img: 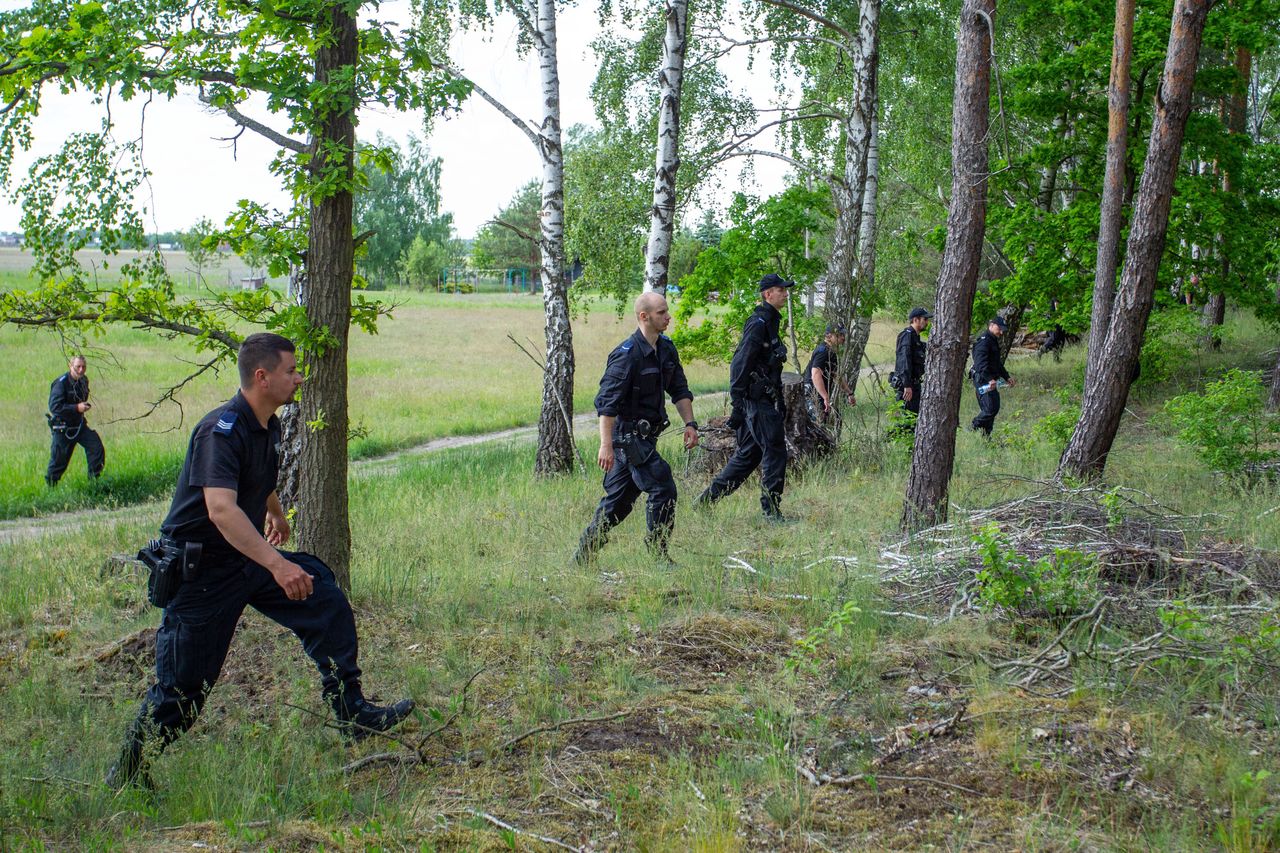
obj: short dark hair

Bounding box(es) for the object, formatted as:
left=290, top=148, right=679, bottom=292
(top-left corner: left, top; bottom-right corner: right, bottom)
left=238, top=333, right=295, bottom=387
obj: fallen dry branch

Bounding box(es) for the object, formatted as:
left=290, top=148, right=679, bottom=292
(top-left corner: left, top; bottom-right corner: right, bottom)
left=468, top=809, right=581, bottom=852
left=482, top=709, right=635, bottom=764
left=796, top=764, right=985, bottom=798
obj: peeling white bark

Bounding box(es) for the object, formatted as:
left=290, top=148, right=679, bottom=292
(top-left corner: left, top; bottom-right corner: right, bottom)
left=644, top=0, right=688, bottom=295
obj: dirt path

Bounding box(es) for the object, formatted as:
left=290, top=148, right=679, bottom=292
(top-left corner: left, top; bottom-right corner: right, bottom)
left=0, top=391, right=736, bottom=545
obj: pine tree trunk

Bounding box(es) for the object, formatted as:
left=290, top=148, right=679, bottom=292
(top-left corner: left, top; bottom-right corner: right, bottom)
left=1058, top=0, right=1209, bottom=480
left=533, top=0, right=576, bottom=476
left=294, top=1, right=357, bottom=588
left=1085, top=0, right=1135, bottom=389
left=901, top=0, right=995, bottom=530
left=644, top=0, right=688, bottom=296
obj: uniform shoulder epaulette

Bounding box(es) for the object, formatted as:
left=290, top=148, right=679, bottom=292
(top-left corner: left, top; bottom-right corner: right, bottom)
left=213, top=408, right=239, bottom=436
left=619, top=340, right=633, bottom=350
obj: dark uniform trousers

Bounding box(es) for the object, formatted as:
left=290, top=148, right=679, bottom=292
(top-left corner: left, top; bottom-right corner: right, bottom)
left=588, top=434, right=678, bottom=551
left=46, top=426, right=105, bottom=485
left=703, top=399, right=787, bottom=515
left=972, top=386, right=1001, bottom=435
left=130, top=550, right=360, bottom=745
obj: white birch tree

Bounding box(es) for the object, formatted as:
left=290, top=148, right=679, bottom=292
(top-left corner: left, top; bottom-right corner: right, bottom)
left=644, top=0, right=690, bottom=295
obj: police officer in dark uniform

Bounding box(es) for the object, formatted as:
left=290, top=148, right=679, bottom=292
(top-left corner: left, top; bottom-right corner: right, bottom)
left=574, top=292, right=700, bottom=565
left=971, top=316, right=1015, bottom=436
left=805, top=323, right=855, bottom=425
left=696, top=272, right=793, bottom=521
left=893, top=307, right=931, bottom=427
left=107, top=333, right=413, bottom=789
left=45, top=354, right=106, bottom=486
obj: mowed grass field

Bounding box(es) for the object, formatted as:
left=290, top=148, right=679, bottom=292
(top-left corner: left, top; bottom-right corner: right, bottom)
left=0, top=245, right=899, bottom=519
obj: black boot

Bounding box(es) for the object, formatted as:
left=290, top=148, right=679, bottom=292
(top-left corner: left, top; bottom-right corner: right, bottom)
left=105, top=722, right=156, bottom=791
left=331, top=692, right=416, bottom=742
left=573, top=513, right=612, bottom=566
left=761, top=492, right=796, bottom=524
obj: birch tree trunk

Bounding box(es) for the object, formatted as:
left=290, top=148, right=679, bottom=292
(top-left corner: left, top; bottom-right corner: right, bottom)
left=1085, top=0, right=1135, bottom=389
left=1058, top=0, right=1210, bottom=480
left=532, top=0, right=576, bottom=475
left=295, top=1, right=357, bottom=588
left=644, top=0, right=688, bottom=295
left=823, top=0, right=879, bottom=337
left=901, top=0, right=995, bottom=530
left=841, top=108, right=879, bottom=391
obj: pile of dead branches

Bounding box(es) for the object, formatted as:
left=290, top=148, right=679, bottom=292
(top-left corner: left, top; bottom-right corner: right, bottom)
left=877, top=485, right=1280, bottom=704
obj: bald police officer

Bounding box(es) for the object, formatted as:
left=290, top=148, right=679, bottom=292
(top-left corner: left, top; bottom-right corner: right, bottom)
left=45, top=355, right=106, bottom=486
left=574, top=292, right=699, bottom=565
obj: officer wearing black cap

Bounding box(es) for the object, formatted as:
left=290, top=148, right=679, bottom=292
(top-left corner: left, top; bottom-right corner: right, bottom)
left=805, top=323, right=855, bottom=425
left=45, top=354, right=106, bottom=486
left=893, top=308, right=932, bottom=426
left=107, top=332, right=414, bottom=789
left=696, top=272, right=793, bottom=521
left=971, top=316, right=1015, bottom=436
left=574, top=292, right=699, bottom=566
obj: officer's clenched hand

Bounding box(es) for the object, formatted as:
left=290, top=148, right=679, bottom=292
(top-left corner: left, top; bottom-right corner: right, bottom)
left=269, top=558, right=313, bottom=600
left=726, top=407, right=745, bottom=429
left=598, top=442, right=615, bottom=472
left=683, top=425, right=699, bottom=450
left=902, top=387, right=913, bottom=402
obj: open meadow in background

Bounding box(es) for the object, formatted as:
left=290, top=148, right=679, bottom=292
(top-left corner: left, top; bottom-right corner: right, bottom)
left=0, top=248, right=898, bottom=521
left=3, top=248, right=1280, bottom=848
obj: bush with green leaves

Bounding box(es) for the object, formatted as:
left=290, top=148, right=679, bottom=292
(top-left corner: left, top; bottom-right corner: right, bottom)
left=1164, top=369, right=1280, bottom=474
left=972, top=523, right=1098, bottom=619
left=1031, top=388, right=1081, bottom=449
left=1138, top=306, right=1199, bottom=388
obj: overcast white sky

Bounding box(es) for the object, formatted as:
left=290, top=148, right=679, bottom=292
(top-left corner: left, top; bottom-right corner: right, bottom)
left=0, top=2, right=791, bottom=239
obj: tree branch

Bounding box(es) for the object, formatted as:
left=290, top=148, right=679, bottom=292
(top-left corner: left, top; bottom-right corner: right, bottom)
left=433, top=61, right=540, bottom=147
left=5, top=312, right=239, bottom=349
left=715, top=147, right=837, bottom=188
left=199, top=90, right=307, bottom=153
left=489, top=217, right=538, bottom=245
left=758, top=0, right=856, bottom=43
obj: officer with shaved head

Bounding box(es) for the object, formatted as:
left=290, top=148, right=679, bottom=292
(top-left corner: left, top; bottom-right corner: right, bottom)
left=574, top=291, right=699, bottom=566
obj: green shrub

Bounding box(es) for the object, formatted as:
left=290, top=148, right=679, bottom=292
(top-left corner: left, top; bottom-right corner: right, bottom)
left=1031, top=389, right=1080, bottom=449
left=972, top=523, right=1098, bottom=619
left=1138, top=307, right=1199, bottom=387
left=1164, top=369, right=1280, bottom=474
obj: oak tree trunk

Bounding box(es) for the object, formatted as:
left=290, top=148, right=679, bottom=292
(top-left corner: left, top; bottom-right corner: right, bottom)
left=1085, top=0, right=1135, bottom=388
left=295, top=1, right=358, bottom=588
left=644, top=0, right=688, bottom=296
left=1058, top=0, right=1210, bottom=480
left=901, top=0, right=995, bottom=530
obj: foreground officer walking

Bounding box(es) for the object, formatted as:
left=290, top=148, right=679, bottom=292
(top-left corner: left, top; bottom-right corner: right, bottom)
left=108, top=333, right=413, bottom=789
left=697, top=273, right=793, bottom=521
left=574, top=292, right=699, bottom=565
left=45, top=355, right=106, bottom=486
left=971, top=316, right=1015, bottom=436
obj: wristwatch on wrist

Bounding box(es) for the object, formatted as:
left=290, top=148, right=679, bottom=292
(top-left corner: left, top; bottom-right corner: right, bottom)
left=685, top=420, right=699, bottom=430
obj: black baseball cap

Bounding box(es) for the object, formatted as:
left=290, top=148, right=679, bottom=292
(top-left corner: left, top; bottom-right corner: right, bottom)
left=991, top=316, right=1008, bottom=329
left=825, top=323, right=847, bottom=335
left=758, top=273, right=795, bottom=291
left=908, top=307, right=933, bottom=321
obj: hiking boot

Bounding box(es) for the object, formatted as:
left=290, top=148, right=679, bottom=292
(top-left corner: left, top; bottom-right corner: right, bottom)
left=333, top=696, right=416, bottom=742
left=573, top=513, right=612, bottom=566
left=763, top=511, right=798, bottom=525
left=105, top=730, right=155, bottom=791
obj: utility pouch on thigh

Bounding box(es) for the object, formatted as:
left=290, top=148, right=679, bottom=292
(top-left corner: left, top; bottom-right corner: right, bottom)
left=138, top=538, right=184, bottom=608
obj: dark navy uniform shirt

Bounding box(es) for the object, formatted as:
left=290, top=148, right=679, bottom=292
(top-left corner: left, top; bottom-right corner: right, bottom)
left=594, top=329, right=693, bottom=425
left=971, top=330, right=1011, bottom=387
left=161, top=390, right=281, bottom=557
left=895, top=326, right=927, bottom=387
left=729, top=303, right=786, bottom=407
left=805, top=343, right=838, bottom=387
left=48, top=373, right=90, bottom=428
